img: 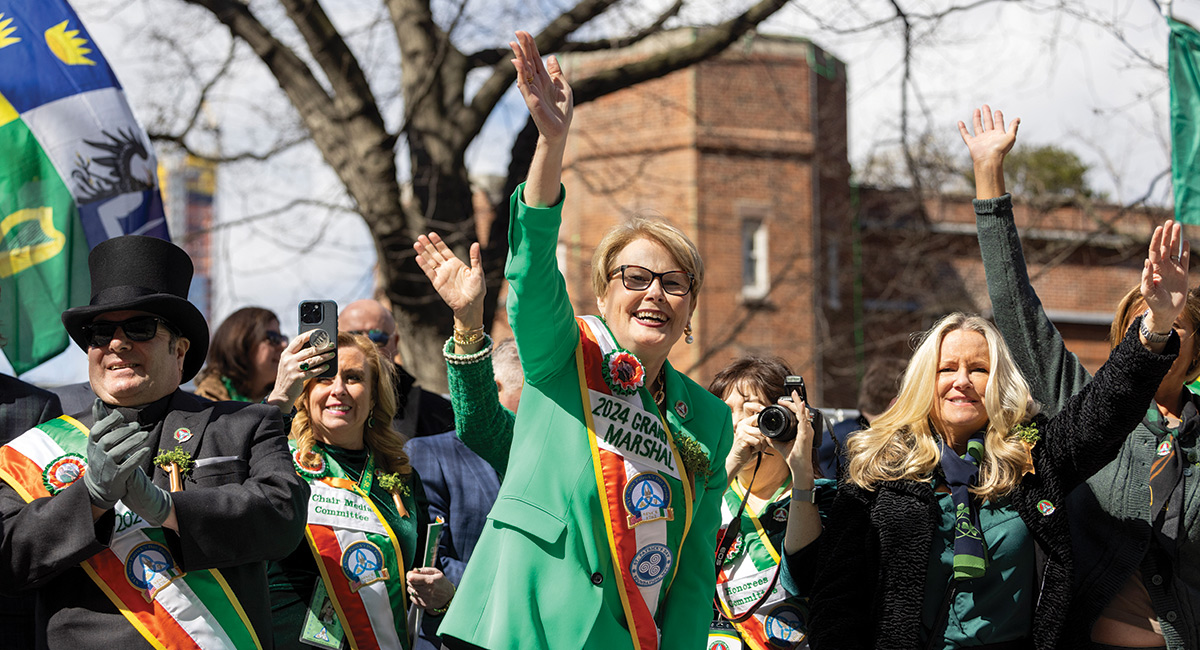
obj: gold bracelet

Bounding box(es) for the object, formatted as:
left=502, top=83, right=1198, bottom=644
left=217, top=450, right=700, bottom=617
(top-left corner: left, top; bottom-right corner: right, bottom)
left=453, top=326, right=485, bottom=347
left=426, top=584, right=455, bottom=616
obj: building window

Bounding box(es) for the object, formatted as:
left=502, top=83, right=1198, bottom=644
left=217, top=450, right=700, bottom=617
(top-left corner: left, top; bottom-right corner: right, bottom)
left=742, top=218, right=769, bottom=300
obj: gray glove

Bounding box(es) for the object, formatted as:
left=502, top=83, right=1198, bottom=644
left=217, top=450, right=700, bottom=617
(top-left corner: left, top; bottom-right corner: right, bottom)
left=123, top=468, right=173, bottom=527
left=84, top=400, right=152, bottom=510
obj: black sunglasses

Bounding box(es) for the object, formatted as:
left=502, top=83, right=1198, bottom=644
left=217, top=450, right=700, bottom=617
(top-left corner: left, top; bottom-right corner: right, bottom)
left=82, top=316, right=178, bottom=348
left=609, top=265, right=694, bottom=296
left=264, top=330, right=288, bottom=346
left=348, top=329, right=390, bottom=346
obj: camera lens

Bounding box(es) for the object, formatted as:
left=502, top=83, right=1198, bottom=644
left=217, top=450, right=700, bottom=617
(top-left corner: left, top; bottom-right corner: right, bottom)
left=300, top=303, right=322, bottom=324
left=759, top=405, right=797, bottom=441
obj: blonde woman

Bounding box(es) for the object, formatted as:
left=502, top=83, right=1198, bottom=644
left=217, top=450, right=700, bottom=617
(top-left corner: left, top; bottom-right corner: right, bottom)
left=809, top=221, right=1188, bottom=650
left=268, top=333, right=454, bottom=649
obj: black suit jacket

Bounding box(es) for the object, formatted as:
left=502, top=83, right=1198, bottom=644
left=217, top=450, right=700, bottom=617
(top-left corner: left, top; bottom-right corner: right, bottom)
left=0, top=375, right=62, bottom=649
left=0, top=375, right=61, bottom=445
left=0, top=389, right=309, bottom=649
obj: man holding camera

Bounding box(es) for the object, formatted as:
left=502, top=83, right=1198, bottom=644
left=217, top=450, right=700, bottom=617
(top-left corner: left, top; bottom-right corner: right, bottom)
left=0, top=236, right=308, bottom=648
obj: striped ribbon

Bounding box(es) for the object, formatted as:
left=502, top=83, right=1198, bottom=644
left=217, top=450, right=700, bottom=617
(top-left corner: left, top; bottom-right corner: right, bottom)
left=714, top=481, right=808, bottom=650
left=0, top=416, right=261, bottom=650
left=293, top=443, right=410, bottom=650
left=576, top=315, right=693, bottom=650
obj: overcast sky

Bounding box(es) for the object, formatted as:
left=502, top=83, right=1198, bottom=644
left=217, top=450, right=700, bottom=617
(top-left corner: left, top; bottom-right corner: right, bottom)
left=8, top=0, right=1195, bottom=386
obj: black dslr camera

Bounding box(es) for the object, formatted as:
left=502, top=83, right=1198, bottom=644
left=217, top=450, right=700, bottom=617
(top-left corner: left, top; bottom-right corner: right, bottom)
left=759, top=375, right=823, bottom=444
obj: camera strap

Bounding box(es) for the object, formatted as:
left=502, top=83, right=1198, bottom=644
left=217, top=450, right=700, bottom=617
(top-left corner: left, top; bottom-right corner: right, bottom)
left=712, top=454, right=783, bottom=624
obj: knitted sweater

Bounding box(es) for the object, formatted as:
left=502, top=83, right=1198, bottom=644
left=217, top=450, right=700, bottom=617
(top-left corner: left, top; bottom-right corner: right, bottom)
left=976, top=194, right=1200, bottom=649
left=808, top=322, right=1178, bottom=650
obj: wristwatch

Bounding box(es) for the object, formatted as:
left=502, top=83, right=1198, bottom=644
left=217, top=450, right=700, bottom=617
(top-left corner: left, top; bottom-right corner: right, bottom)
left=793, top=488, right=818, bottom=504
left=1140, top=312, right=1172, bottom=344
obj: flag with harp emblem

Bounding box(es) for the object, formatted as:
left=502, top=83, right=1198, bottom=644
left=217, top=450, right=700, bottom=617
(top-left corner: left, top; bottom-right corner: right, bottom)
left=0, top=0, right=167, bottom=373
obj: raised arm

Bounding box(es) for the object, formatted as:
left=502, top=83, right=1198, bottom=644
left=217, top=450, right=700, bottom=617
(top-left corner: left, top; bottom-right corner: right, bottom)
left=1038, top=222, right=1189, bottom=488
left=511, top=30, right=572, bottom=208
left=960, top=105, right=1091, bottom=412
left=414, top=233, right=514, bottom=472
left=504, top=30, right=581, bottom=383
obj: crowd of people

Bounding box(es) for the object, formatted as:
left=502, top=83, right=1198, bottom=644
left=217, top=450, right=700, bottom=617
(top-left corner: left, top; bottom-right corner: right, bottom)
left=0, top=32, right=1196, bottom=650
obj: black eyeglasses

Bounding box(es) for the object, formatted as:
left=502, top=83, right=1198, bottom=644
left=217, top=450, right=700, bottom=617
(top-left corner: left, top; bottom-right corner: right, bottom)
left=609, top=265, right=694, bottom=296
left=348, top=329, right=390, bottom=346
left=82, top=316, right=178, bottom=348
left=264, top=330, right=288, bottom=346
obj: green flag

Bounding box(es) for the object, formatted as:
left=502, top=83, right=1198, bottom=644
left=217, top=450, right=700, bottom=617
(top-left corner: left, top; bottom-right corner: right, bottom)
left=0, top=2, right=170, bottom=374
left=1170, top=17, right=1200, bottom=225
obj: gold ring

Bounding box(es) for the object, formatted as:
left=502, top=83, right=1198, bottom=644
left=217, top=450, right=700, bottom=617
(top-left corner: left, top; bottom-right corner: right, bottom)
left=525, top=76, right=533, bottom=84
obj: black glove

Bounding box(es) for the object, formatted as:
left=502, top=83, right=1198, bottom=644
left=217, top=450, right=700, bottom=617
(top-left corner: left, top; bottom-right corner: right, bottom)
left=84, top=400, right=151, bottom=510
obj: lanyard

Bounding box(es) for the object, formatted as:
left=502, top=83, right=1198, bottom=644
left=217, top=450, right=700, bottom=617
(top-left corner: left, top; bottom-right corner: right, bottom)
left=358, top=451, right=376, bottom=495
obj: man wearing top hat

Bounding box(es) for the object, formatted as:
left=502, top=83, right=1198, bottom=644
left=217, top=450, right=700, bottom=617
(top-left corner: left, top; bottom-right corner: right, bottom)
left=0, top=236, right=309, bottom=648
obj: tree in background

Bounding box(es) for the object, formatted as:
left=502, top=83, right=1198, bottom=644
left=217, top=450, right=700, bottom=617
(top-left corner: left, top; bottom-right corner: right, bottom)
left=136, top=0, right=789, bottom=387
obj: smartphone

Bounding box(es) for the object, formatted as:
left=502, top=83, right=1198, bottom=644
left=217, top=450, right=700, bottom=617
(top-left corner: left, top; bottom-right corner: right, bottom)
left=298, top=300, right=338, bottom=379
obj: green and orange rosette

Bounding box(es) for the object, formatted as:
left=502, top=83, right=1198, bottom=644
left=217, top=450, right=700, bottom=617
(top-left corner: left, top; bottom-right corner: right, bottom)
left=603, top=350, right=645, bottom=396
left=292, top=447, right=328, bottom=480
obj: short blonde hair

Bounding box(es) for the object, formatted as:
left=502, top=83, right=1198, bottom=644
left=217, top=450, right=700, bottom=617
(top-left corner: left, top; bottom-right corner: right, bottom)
left=846, top=313, right=1037, bottom=501
left=1109, top=282, right=1200, bottom=383
left=591, top=216, right=704, bottom=309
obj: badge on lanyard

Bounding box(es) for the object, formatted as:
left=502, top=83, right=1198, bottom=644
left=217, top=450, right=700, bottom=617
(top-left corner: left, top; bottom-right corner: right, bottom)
left=624, top=472, right=674, bottom=527
left=299, top=579, right=346, bottom=649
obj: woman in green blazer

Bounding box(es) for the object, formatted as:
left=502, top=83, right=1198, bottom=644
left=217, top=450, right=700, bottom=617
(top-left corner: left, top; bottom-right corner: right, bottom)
left=412, top=30, right=733, bottom=650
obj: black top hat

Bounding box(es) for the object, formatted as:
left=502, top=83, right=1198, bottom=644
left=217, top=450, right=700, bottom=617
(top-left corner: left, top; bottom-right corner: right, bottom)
left=61, top=236, right=209, bottom=382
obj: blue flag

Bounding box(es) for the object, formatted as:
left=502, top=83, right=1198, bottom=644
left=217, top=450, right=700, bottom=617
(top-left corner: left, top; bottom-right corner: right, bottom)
left=0, top=0, right=168, bottom=373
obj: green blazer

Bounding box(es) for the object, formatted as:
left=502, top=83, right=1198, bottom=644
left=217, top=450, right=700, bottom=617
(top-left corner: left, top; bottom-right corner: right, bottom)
left=437, top=186, right=733, bottom=649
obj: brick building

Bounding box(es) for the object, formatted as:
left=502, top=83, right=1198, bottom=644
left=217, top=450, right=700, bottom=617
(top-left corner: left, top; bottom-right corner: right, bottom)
left=511, top=30, right=1170, bottom=407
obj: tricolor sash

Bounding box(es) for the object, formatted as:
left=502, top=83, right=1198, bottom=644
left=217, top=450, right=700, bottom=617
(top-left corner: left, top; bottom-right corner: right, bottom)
left=291, top=442, right=411, bottom=650
left=576, top=315, right=694, bottom=650
left=714, top=482, right=809, bottom=650
left=0, top=416, right=262, bottom=649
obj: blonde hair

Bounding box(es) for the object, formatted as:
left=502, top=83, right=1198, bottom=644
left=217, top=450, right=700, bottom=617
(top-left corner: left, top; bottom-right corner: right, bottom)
left=591, top=215, right=704, bottom=309
left=1109, top=282, right=1200, bottom=383
left=291, top=332, right=411, bottom=475
left=846, top=313, right=1037, bottom=501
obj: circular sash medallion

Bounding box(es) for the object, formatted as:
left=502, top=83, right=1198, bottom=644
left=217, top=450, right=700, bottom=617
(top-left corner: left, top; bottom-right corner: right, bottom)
left=42, top=453, right=86, bottom=495
left=624, top=472, right=673, bottom=527
left=763, top=601, right=808, bottom=648
left=630, top=543, right=673, bottom=587
left=125, top=541, right=180, bottom=596
left=341, top=540, right=390, bottom=592
left=293, top=448, right=328, bottom=480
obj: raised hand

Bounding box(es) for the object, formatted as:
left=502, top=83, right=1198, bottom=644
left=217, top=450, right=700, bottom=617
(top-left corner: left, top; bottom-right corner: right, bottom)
left=958, top=104, right=1020, bottom=200
left=267, top=330, right=335, bottom=412
left=958, top=105, right=1020, bottom=164
left=413, top=232, right=485, bottom=329
left=85, top=400, right=152, bottom=510
left=511, top=30, right=573, bottom=144
left=1141, top=220, right=1191, bottom=340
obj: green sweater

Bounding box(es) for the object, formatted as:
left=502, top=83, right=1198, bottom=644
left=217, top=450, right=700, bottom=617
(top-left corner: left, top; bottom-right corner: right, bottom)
left=975, top=193, right=1200, bottom=648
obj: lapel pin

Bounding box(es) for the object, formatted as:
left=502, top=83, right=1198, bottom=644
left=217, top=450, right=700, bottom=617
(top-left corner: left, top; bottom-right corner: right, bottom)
left=173, top=427, right=193, bottom=443
left=674, top=401, right=688, bottom=418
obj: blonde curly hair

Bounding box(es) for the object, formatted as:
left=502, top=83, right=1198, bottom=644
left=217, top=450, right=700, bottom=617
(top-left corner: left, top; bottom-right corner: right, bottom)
left=846, top=313, right=1038, bottom=501
left=290, top=332, right=411, bottom=476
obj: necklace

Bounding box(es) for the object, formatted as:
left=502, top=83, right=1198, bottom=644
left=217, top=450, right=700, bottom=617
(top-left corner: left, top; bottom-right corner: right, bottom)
left=652, top=369, right=665, bottom=407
